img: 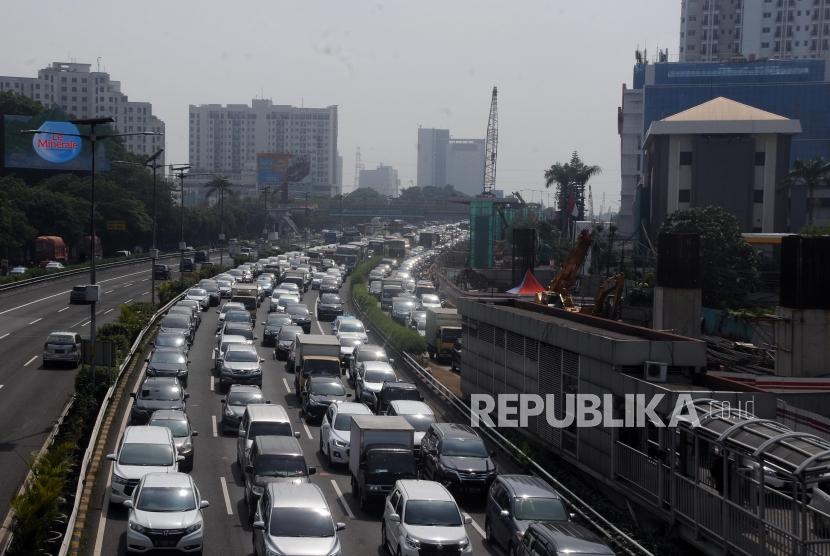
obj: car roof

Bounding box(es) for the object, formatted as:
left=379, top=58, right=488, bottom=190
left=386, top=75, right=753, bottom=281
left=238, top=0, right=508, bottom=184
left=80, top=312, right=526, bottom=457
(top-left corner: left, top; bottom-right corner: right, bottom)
left=398, top=480, right=454, bottom=502
left=220, top=335, right=249, bottom=344
left=246, top=403, right=290, bottom=422
left=389, top=400, right=433, bottom=415
left=362, top=361, right=395, bottom=372
left=225, top=344, right=257, bottom=353
left=334, top=402, right=373, bottom=415
left=382, top=381, right=416, bottom=391
left=529, top=522, right=614, bottom=554
left=124, top=425, right=173, bottom=444
left=308, top=375, right=344, bottom=384
left=254, top=434, right=303, bottom=455
left=496, top=474, right=562, bottom=499
left=356, top=344, right=385, bottom=353
left=149, top=409, right=188, bottom=421
left=47, top=331, right=76, bottom=337
left=141, top=471, right=193, bottom=489
left=228, top=384, right=263, bottom=394
left=266, top=483, right=327, bottom=509
left=152, top=347, right=185, bottom=355
left=431, top=422, right=480, bottom=439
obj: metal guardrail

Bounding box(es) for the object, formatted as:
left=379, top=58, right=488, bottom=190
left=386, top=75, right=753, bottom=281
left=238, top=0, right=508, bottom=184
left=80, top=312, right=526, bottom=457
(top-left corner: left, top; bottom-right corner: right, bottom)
left=350, top=288, right=653, bottom=556
left=0, top=249, right=224, bottom=294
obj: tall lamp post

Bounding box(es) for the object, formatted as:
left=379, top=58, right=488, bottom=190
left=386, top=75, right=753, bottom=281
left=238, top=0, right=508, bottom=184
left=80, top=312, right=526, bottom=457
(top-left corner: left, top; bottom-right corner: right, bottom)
left=22, top=119, right=159, bottom=385
left=170, top=165, right=191, bottom=271
left=112, top=148, right=164, bottom=306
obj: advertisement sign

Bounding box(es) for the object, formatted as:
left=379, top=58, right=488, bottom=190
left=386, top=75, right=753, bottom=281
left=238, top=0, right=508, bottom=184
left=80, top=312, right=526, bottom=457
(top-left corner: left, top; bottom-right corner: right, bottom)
left=3, top=113, right=110, bottom=172
left=256, top=152, right=311, bottom=186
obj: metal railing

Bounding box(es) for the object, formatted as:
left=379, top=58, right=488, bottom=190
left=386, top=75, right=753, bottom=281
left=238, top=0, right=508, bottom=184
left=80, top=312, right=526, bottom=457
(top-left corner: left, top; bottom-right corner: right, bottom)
left=350, top=288, right=653, bottom=556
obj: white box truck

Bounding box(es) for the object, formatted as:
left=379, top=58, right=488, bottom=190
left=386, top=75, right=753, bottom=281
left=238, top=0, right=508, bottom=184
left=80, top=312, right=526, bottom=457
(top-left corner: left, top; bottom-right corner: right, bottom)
left=425, top=307, right=462, bottom=361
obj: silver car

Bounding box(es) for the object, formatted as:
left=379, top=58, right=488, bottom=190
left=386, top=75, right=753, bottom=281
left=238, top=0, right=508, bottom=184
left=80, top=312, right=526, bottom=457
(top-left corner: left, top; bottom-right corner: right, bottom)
left=124, top=472, right=208, bottom=554
left=185, top=288, right=209, bottom=311
left=148, top=409, right=198, bottom=472
left=218, top=345, right=264, bottom=391
left=42, top=331, right=82, bottom=368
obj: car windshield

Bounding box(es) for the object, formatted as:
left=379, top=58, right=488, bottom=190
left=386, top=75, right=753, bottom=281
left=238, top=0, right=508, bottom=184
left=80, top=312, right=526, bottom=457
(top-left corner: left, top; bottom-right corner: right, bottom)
left=188, top=288, right=206, bottom=296
left=139, top=385, right=182, bottom=401
left=310, top=381, right=346, bottom=396
left=268, top=508, right=334, bottom=538
left=364, top=369, right=395, bottom=383
left=404, top=500, right=462, bottom=527
left=226, top=328, right=254, bottom=340
left=320, top=294, right=340, bottom=304
left=225, top=311, right=250, bottom=322
left=279, top=327, right=302, bottom=340
left=393, top=302, right=415, bottom=312
left=217, top=280, right=232, bottom=288
left=441, top=437, right=489, bottom=458
left=254, top=455, right=307, bottom=477
left=279, top=296, right=299, bottom=306
left=512, top=497, right=569, bottom=521
left=161, top=317, right=188, bottom=328
left=441, top=328, right=462, bottom=342
left=137, top=486, right=196, bottom=512
left=156, top=335, right=185, bottom=348
left=421, top=295, right=440, bottom=304
left=338, top=321, right=364, bottom=333
left=248, top=422, right=292, bottom=439
left=287, top=306, right=309, bottom=316
left=151, top=351, right=185, bottom=364
left=149, top=419, right=189, bottom=437
left=224, top=350, right=259, bottom=362
left=222, top=304, right=245, bottom=314
left=46, top=334, right=74, bottom=345
left=119, top=443, right=174, bottom=466
left=358, top=350, right=387, bottom=363
left=333, top=413, right=357, bottom=431
left=401, top=414, right=435, bottom=432
left=266, top=315, right=292, bottom=326
left=227, top=391, right=264, bottom=406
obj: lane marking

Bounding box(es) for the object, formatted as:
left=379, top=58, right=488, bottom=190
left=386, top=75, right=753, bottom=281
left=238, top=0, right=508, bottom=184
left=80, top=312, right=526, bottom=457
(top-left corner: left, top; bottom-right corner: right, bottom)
left=141, top=278, right=149, bottom=282
left=282, top=377, right=291, bottom=393
left=210, top=376, right=214, bottom=392
left=302, top=421, right=313, bottom=440
left=103, top=308, right=114, bottom=315
left=314, top=298, right=323, bottom=334
left=211, top=415, right=218, bottom=437
left=470, top=517, right=486, bottom=538
left=80, top=320, right=91, bottom=327
left=219, top=477, right=234, bottom=515
left=124, top=298, right=134, bottom=304
left=70, top=316, right=88, bottom=327
left=23, top=355, right=38, bottom=367
left=0, top=333, right=9, bottom=340
left=330, top=480, right=355, bottom=519
left=57, top=307, right=69, bottom=313
left=105, top=289, right=114, bottom=294
left=0, top=385, right=5, bottom=391
left=28, top=318, right=42, bottom=325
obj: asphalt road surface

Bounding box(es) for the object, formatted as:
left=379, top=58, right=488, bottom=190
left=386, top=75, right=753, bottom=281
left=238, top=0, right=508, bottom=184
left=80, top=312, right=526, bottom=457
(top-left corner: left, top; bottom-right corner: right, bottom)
left=86, top=281, right=503, bottom=556
left=0, top=255, right=221, bottom=527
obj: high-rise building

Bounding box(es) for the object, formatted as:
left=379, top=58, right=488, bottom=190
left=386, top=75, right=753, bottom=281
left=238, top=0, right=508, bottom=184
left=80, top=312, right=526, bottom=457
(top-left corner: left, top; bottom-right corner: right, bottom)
left=417, top=127, right=485, bottom=195
left=680, top=0, right=830, bottom=62
left=359, top=163, right=400, bottom=197
left=189, top=99, right=338, bottom=198
left=0, top=62, right=165, bottom=164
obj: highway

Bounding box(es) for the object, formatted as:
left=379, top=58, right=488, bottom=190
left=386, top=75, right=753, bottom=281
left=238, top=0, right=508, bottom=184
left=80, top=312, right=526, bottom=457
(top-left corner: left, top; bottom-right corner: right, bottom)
left=86, top=280, right=504, bottom=556
left=0, top=255, right=220, bottom=529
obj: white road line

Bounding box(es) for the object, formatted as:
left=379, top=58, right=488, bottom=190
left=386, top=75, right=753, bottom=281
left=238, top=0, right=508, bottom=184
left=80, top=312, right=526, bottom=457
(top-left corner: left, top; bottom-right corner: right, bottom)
left=302, top=421, right=313, bottom=440
left=103, top=308, right=114, bottom=315
left=212, top=415, right=218, bottom=437
left=141, top=278, right=149, bottom=282
left=28, top=318, right=42, bottom=325
left=23, top=355, right=38, bottom=367
left=124, top=298, right=134, bottom=304
left=282, top=377, right=291, bottom=393
left=210, top=376, right=214, bottom=392
left=57, top=307, right=69, bottom=313
left=80, top=320, right=91, bottom=327
left=330, top=480, right=355, bottom=519
left=470, top=517, right=486, bottom=538
left=70, top=316, right=88, bottom=327
left=314, top=299, right=323, bottom=334
left=219, top=477, right=234, bottom=515
left=105, top=289, right=114, bottom=294
left=0, top=385, right=5, bottom=391
left=0, top=333, right=9, bottom=340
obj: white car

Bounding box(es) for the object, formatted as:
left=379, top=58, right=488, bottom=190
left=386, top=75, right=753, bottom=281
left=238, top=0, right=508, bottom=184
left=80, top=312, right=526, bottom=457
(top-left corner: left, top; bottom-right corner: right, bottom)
left=216, top=302, right=246, bottom=331
left=124, top=472, right=208, bottom=554
left=107, top=426, right=182, bottom=505
left=44, top=261, right=65, bottom=270
left=382, top=480, right=473, bottom=555
left=356, top=361, right=397, bottom=407
left=185, top=288, right=209, bottom=311
left=320, top=402, right=373, bottom=465
left=335, top=318, right=368, bottom=344
left=418, top=294, right=442, bottom=309
left=385, top=400, right=436, bottom=452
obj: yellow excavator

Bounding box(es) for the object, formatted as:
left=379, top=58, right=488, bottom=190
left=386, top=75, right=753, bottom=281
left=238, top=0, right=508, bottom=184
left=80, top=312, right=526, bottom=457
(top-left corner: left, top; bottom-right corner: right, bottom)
left=536, top=230, right=593, bottom=310
left=592, top=273, right=625, bottom=319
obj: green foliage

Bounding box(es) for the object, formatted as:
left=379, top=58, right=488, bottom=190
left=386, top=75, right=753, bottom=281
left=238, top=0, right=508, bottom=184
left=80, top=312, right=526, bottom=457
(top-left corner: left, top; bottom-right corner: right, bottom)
left=783, top=157, right=830, bottom=227
left=543, top=151, right=601, bottom=226
left=659, top=206, right=759, bottom=309
left=800, top=224, right=830, bottom=236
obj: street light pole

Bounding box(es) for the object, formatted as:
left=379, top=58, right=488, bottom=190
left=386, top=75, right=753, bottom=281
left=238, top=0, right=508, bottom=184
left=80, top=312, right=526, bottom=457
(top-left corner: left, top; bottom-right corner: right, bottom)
left=171, top=165, right=191, bottom=271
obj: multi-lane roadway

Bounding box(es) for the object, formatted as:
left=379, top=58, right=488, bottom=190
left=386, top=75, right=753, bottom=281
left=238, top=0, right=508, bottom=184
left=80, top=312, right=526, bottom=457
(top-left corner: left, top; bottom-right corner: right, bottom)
left=86, top=281, right=503, bottom=555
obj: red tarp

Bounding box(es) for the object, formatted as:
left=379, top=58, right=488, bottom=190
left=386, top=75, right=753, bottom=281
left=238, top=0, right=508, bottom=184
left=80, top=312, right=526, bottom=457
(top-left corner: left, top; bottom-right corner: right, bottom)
left=507, top=269, right=546, bottom=295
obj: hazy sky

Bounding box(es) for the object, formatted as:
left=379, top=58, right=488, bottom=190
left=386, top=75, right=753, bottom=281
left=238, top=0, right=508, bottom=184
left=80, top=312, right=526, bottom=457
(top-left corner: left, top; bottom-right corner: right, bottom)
left=3, top=0, right=679, bottom=210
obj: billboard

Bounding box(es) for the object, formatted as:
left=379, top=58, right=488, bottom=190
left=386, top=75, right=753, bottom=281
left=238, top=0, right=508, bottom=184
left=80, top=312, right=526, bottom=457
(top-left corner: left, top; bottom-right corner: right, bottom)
left=3, top=112, right=109, bottom=172
left=256, top=152, right=311, bottom=186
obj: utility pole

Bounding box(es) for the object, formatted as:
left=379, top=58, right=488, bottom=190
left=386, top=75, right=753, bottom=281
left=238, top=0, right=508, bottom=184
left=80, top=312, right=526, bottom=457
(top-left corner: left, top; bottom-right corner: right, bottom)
left=171, top=165, right=191, bottom=271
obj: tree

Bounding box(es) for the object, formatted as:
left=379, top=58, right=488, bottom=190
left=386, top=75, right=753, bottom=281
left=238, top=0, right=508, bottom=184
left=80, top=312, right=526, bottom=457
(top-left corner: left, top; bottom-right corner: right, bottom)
left=659, top=206, right=759, bottom=308
left=0, top=91, right=45, bottom=115
left=344, top=187, right=386, bottom=206
left=543, top=151, right=601, bottom=230
left=783, top=157, right=830, bottom=227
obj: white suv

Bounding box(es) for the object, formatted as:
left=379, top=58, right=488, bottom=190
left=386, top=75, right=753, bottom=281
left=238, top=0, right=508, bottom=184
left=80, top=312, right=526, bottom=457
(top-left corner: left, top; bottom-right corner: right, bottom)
left=382, top=480, right=473, bottom=555
left=319, top=401, right=373, bottom=465
left=107, top=426, right=182, bottom=505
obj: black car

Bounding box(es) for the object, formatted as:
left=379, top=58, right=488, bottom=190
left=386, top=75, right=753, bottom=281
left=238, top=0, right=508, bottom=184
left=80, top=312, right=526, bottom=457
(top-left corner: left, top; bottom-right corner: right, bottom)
left=420, top=423, right=496, bottom=494
left=286, top=303, right=312, bottom=333
left=316, top=293, right=344, bottom=321
left=516, top=522, right=614, bottom=556
left=375, top=381, right=421, bottom=414
left=450, top=337, right=462, bottom=372
left=152, top=332, right=189, bottom=355
left=300, top=376, right=351, bottom=422
left=194, top=250, right=209, bottom=263
left=145, top=348, right=190, bottom=387
left=153, top=264, right=171, bottom=280
left=275, top=325, right=304, bottom=361
left=262, top=314, right=293, bottom=347
left=129, top=377, right=189, bottom=425
left=180, top=257, right=196, bottom=272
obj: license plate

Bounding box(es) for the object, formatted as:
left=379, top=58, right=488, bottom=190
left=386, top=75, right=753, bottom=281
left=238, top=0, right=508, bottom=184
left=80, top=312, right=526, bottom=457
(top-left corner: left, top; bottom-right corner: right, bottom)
left=156, top=539, right=177, bottom=547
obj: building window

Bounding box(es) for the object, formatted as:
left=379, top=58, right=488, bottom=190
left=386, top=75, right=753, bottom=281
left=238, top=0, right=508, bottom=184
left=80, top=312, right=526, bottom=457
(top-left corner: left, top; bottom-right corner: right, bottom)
left=679, top=189, right=691, bottom=203
left=679, top=151, right=693, bottom=165
left=754, top=152, right=766, bottom=165
left=754, top=190, right=764, bottom=203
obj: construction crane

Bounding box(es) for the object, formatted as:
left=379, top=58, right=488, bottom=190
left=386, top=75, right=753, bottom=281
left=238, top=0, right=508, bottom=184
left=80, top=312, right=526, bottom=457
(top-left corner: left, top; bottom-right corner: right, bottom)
left=483, top=86, right=498, bottom=195
left=592, top=273, right=625, bottom=320
left=536, top=229, right=592, bottom=309
left=511, top=191, right=526, bottom=205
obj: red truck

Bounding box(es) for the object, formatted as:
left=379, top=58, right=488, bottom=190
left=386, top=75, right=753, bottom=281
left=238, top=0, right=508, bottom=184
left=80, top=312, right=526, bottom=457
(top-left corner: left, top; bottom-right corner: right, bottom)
left=34, top=236, right=68, bottom=265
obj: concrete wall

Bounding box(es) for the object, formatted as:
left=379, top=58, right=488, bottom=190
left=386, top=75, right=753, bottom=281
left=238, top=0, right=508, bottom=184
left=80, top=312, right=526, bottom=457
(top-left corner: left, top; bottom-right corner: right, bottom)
left=775, top=307, right=830, bottom=377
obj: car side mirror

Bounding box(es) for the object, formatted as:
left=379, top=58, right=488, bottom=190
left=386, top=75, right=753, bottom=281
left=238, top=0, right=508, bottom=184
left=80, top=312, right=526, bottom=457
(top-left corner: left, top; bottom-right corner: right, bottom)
left=388, top=513, right=400, bottom=523
left=144, top=357, right=150, bottom=363
left=220, top=399, right=226, bottom=404
left=177, top=455, right=185, bottom=462
left=192, top=431, right=199, bottom=437
left=184, top=393, right=190, bottom=399
left=238, top=428, right=245, bottom=437
left=500, top=509, right=510, bottom=518
left=106, top=453, right=117, bottom=461
left=200, top=500, right=210, bottom=509
left=122, top=500, right=134, bottom=509
left=388, top=358, right=395, bottom=365
left=129, top=393, right=136, bottom=399
left=187, top=360, right=191, bottom=365
left=216, top=310, right=220, bottom=314
left=569, top=512, right=576, bottom=520
left=252, top=520, right=266, bottom=530
left=259, top=358, right=265, bottom=363
left=335, top=522, right=346, bottom=531
left=308, top=466, right=317, bottom=475
left=245, top=464, right=254, bottom=474
left=294, top=431, right=301, bottom=439
left=346, top=393, right=352, bottom=397
left=463, top=513, right=473, bottom=525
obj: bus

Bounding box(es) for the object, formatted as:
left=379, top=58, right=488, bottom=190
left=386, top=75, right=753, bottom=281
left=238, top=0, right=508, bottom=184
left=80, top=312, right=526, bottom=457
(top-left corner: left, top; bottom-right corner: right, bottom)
left=34, top=236, right=68, bottom=264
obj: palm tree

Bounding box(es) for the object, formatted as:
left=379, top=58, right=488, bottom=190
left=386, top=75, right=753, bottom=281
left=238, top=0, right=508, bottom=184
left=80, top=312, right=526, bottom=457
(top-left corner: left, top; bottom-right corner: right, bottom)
left=783, top=157, right=830, bottom=227
left=544, top=151, right=601, bottom=231
left=204, top=177, right=235, bottom=266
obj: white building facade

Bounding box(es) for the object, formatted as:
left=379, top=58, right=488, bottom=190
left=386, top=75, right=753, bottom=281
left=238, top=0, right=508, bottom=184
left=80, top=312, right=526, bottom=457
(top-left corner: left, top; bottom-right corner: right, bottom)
left=0, top=62, right=165, bottom=164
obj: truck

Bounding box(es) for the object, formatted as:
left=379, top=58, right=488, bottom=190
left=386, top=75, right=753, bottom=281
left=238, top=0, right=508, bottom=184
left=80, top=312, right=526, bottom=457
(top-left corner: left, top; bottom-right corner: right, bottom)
left=425, top=307, right=462, bottom=361
left=349, top=415, right=416, bottom=510
left=282, top=270, right=307, bottom=292
left=384, top=238, right=406, bottom=260
left=289, top=334, right=341, bottom=393
left=231, top=283, right=259, bottom=323
left=34, top=236, right=68, bottom=265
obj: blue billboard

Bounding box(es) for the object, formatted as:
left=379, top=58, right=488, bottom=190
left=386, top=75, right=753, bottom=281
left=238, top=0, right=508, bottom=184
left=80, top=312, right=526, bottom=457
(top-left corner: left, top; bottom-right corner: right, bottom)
left=3, top=113, right=109, bottom=172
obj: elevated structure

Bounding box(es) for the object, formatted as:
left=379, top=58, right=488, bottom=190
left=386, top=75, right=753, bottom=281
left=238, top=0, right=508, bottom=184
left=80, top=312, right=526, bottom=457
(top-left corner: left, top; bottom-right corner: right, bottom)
left=483, top=86, right=498, bottom=195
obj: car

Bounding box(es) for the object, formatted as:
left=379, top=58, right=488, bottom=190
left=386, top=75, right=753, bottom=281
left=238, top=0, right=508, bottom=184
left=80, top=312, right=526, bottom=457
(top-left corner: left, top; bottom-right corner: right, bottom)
left=218, top=344, right=264, bottom=391
left=338, top=335, right=362, bottom=369
left=152, top=332, right=188, bottom=355
left=167, top=306, right=198, bottom=335
left=214, top=334, right=254, bottom=372
left=386, top=400, right=435, bottom=455
left=42, top=331, right=82, bottom=368
left=515, top=522, right=615, bottom=556
left=44, top=261, right=65, bottom=270
left=485, top=474, right=571, bottom=553
left=391, top=298, right=418, bottom=326
left=145, top=348, right=190, bottom=387
left=244, top=435, right=315, bottom=520
left=152, top=264, right=172, bottom=280
left=216, top=302, right=247, bottom=330
left=316, top=293, right=343, bottom=321
left=217, top=278, right=233, bottom=298
left=158, top=315, right=193, bottom=344
left=319, top=278, right=339, bottom=294
left=194, top=249, right=210, bottom=263
left=273, top=293, right=301, bottom=314
left=450, top=337, right=462, bottom=371
left=174, top=300, right=202, bottom=328
left=319, top=401, right=373, bottom=466
left=217, top=321, right=256, bottom=346
left=375, top=382, right=422, bottom=414
left=123, top=472, right=208, bottom=554
left=198, top=279, right=221, bottom=306
left=236, top=404, right=300, bottom=471
left=421, top=423, right=496, bottom=494
left=274, top=325, right=304, bottom=361
left=285, top=303, right=312, bottom=333
left=261, top=313, right=293, bottom=347
left=256, top=276, right=274, bottom=298
left=300, top=376, right=351, bottom=423
left=334, top=318, right=368, bottom=344
left=130, top=377, right=189, bottom=425
left=252, top=483, right=345, bottom=556
left=349, top=344, right=391, bottom=387
left=8, top=266, right=27, bottom=277
left=107, top=426, right=183, bottom=505
left=185, top=288, right=210, bottom=311
left=180, top=257, right=196, bottom=272
left=355, top=360, right=397, bottom=407
left=310, top=272, right=327, bottom=290
left=369, top=280, right=383, bottom=298
left=220, top=385, right=266, bottom=434
left=148, top=410, right=198, bottom=472
left=382, top=480, right=473, bottom=555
